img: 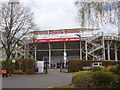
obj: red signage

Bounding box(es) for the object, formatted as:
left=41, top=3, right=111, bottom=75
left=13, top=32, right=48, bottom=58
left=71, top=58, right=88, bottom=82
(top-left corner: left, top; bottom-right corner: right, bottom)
left=33, top=37, right=80, bottom=43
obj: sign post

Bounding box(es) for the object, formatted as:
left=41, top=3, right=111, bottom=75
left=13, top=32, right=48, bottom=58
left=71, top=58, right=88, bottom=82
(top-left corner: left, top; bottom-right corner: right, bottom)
left=64, top=52, right=67, bottom=68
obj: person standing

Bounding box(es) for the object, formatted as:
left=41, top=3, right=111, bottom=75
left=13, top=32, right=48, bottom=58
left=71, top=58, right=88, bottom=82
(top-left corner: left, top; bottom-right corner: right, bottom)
left=2, top=69, right=8, bottom=77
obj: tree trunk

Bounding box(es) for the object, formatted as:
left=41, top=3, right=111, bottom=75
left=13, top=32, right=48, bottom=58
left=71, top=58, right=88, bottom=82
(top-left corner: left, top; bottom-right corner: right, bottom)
left=5, top=53, right=11, bottom=68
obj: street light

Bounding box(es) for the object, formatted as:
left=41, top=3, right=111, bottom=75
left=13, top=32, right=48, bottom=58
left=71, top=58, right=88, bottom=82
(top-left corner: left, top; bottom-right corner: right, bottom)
left=60, top=59, right=62, bottom=72
left=44, top=58, right=49, bottom=74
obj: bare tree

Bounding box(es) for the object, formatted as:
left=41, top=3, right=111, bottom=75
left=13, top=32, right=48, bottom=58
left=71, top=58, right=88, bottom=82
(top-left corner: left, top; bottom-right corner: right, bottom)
left=0, top=1, right=35, bottom=63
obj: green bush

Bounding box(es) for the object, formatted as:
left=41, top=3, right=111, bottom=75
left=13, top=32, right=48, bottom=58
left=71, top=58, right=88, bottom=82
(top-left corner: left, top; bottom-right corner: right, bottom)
left=2, top=59, right=35, bottom=74
left=71, top=63, right=120, bottom=88
left=92, top=64, right=120, bottom=88
left=68, top=60, right=81, bottom=72
left=100, top=64, right=120, bottom=75
left=110, top=64, right=120, bottom=75
left=72, top=71, right=94, bottom=87
left=14, top=59, right=35, bottom=74
left=73, top=71, right=91, bottom=76
left=2, top=60, right=14, bottom=73
left=13, top=70, right=24, bottom=75
left=14, top=60, right=20, bottom=70
left=25, top=60, right=35, bottom=74
left=68, top=60, right=119, bottom=72
left=2, top=60, right=12, bottom=68
left=109, top=75, right=120, bottom=88
left=91, top=66, right=101, bottom=72
left=92, top=71, right=114, bottom=88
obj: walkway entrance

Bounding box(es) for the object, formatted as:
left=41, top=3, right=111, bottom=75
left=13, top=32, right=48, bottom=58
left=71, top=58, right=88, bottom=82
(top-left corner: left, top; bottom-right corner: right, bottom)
left=2, top=69, right=73, bottom=88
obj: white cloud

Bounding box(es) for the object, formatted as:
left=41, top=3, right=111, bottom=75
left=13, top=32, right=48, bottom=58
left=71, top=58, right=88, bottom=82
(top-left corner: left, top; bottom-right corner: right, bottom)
left=0, top=0, right=8, bottom=2
left=20, top=0, right=80, bottom=30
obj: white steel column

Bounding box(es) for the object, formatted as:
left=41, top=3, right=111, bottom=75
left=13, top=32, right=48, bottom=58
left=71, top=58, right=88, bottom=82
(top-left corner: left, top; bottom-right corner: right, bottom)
left=64, top=41, right=67, bottom=67
left=107, top=41, right=110, bottom=60
left=92, top=45, right=95, bottom=60
left=63, top=29, right=67, bottom=67
left=80, top=41, right=82, bottom=60
left=85, top=41, right=88, bottom=60
left=115, top=43, right=118, bottom=61
left=48, top=42, right=51, bottom=68
left=79, top=29, right=82, bottom=60
left=102, top=35, right=105, bottom=60
left=34, top=45, right=37, bottom=61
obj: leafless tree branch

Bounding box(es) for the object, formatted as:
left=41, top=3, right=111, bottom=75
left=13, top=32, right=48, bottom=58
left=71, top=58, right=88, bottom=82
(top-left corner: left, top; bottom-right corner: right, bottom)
left=0, top=2, right=35, bottom=62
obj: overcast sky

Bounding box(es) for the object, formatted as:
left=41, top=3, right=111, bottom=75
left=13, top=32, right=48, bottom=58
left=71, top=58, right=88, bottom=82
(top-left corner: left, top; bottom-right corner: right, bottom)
left=20, top=0, right=80, bottom=30
left=0, top=0, right=80, bottom=30
left=0, top=0, right=119, bottom=34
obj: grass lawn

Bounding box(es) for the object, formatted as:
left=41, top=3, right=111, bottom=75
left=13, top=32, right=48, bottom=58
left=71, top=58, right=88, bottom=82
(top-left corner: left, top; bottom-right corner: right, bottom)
left=51, top=84, right=78, bottom=90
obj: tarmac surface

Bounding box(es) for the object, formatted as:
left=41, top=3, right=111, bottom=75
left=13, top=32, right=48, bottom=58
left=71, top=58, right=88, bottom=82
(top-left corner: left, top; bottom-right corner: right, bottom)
left=2, top=69, right=73, bottom=88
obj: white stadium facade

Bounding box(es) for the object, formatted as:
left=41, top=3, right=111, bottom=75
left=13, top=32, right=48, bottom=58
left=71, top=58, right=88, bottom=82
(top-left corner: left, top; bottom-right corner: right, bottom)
left=28, top=28, right=120, bottom=68
left=0, top=28, right=120, bottom=68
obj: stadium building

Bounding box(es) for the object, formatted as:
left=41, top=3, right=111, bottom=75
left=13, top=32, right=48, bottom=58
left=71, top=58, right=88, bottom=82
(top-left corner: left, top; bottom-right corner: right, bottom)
left=28, top=28, right=120, bottom=68
left=0, top=28, right=120, bottom=68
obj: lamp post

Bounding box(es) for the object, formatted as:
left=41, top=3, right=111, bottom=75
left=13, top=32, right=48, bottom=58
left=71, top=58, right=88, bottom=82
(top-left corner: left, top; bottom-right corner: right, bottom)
left=44, top=58, right=48, bottom=74
left=60, top=59, right=62, bottom=72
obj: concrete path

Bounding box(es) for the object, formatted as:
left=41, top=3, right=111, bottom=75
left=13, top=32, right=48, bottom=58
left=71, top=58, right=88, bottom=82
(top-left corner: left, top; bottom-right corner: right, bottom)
left=2, top=69, right=73, bottom=88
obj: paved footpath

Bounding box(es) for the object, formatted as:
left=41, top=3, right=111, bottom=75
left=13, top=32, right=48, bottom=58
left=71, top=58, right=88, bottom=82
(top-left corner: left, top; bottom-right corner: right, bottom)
left=2, top=69, right=73, bottom=88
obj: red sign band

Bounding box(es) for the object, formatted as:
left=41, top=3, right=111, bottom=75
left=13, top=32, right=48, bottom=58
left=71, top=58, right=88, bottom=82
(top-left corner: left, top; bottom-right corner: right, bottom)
left=33, top=37, right=80, bottom=43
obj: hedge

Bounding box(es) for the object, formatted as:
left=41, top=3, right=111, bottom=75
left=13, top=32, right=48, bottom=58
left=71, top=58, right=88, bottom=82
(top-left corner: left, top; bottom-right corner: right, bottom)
left=72, top=71, right=94, bottom=87
left=68, top=60, right=119, bottom=72
left=2, top=60, right=14, bottom=73
left=14, top=59, right=35, bottom=74
left=92, top=71, right=114, bottom=88
left=2, top=59, right=35, bottom=74
left=13, top=70, right=24, bottom=75
left=72, top=65, right=120, bottom=88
